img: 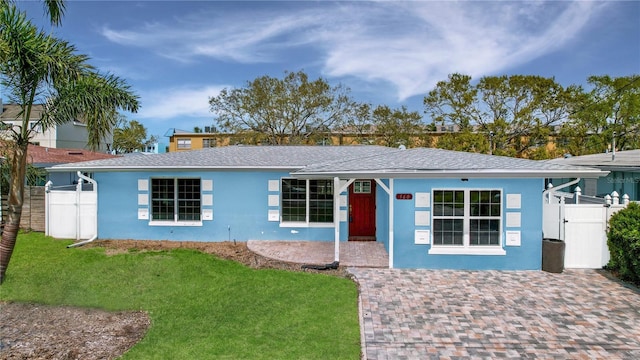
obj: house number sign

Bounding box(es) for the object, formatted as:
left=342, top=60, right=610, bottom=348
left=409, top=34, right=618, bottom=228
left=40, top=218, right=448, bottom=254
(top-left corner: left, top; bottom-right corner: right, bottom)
left=396, top=193, right=413, bottom=200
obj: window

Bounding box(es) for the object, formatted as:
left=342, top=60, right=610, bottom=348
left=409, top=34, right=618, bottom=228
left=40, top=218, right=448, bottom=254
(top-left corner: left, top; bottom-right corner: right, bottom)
left=281, top=178, right=333, bottom=224
left=469, top=190, right=501, bottom=246
left=432, top=189, right=502, bottom=253
left=177, top=139, right=191, bottom=149
left=282, top=179, right=306, bottom=222
left=151, top=178, right=201, bottom=222
left=432, top=190, right=464, bottom=245
left=202, top=138, right=216, bottom=148
left=353, top=180, right=371, bottom=194
left=309, top=180, right=333, bottom=222
left=29, top=121, right=42, bottom=133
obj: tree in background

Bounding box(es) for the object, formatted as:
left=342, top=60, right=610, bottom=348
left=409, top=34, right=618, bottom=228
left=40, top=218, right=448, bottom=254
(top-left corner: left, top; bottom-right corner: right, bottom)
left=341, top=103, right=374, bottom=144
left=371, top=105, right=423, bottom=148
left=558, top=75, right=640, bottom=156
left=209, top=70, right=359, bottom=145
left=424, top=73, right=573, bottom=158
left=113, top=117, right=154, bottom=153
left=0, top=3, right=139, bottom=283
left=423, top=74, right=486, bottom=152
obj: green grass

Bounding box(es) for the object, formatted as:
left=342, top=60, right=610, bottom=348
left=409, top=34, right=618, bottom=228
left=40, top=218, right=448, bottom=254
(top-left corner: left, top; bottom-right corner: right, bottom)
left=0, top=232, right=361, bottom=359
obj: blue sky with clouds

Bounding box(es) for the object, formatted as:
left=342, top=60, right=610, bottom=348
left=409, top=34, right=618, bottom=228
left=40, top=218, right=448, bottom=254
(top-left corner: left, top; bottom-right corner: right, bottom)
left=15, top=1, right=640, bottom=139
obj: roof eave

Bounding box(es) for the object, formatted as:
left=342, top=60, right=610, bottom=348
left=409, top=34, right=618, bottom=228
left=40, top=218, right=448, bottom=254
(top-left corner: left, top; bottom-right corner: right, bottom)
left=46, top=165, right=304, bottom=173
left=292, top=169, right=609, bottom=179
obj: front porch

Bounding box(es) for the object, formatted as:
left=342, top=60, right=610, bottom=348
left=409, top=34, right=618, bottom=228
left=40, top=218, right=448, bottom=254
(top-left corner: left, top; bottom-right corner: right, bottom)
left=247, top=240, right=389, bottom=268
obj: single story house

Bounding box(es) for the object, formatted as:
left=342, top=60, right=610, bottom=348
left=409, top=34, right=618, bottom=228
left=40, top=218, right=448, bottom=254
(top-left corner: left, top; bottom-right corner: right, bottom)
left=546, top=149, right=640, bottom=201
left=48, top=145, right=606, bottom=270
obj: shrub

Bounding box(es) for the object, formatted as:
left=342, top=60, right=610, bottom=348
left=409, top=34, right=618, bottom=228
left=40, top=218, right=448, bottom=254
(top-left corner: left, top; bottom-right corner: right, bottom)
left=607, top=202, right=640, bottom=284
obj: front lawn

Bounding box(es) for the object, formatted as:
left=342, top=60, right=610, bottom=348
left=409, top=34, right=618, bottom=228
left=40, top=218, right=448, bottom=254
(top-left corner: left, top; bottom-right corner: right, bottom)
left=0, top=233, right=361, bottom=359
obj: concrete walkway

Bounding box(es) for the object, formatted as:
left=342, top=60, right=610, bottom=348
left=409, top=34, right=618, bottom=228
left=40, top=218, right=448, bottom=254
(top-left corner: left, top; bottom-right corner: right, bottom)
left=348, top=268, right=640, bottom=359
left=247, top=240, right=389, bottom=267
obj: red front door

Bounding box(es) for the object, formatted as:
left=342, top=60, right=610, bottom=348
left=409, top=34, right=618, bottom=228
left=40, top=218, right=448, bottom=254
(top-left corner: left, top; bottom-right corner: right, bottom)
left=348, top=180, right=376, bottom=241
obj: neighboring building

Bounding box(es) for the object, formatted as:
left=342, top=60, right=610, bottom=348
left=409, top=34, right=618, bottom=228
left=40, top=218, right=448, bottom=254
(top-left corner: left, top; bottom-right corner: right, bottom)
left=48, top=145, right=605, bottom=270
left=28, top=145, right=118, bottom=186
left=164, top=125, right=561, bottom=156
left=0, top=101, right=113, bottom=152
left=143, top=141, right=168, bottom=154
left=546, top=150, right=640, bottom=201
left=165, top=128, right=228, bottom=152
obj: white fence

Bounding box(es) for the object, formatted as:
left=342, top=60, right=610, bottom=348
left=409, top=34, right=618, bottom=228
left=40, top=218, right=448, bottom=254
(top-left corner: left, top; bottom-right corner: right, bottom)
left=45, top=178, right=97, bottom=240
left=543, top=185, right=630, bottom=269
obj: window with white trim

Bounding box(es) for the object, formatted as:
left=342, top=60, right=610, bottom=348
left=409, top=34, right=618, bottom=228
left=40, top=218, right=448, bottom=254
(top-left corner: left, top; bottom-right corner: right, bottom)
left=177, top=139, right=191, bottom=149
left=353, top=180, right=371, bottom=193
left=281, top=178, right=333, bottom=224
left=432, top=189, right=501, bottom=248
left=202, top=138, right=216, bottom=148
left=151, top=178, right=201, bottom=221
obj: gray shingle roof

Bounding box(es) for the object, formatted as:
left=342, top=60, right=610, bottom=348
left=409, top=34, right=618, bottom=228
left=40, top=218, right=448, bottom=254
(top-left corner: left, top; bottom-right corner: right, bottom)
left=48, top=145, right=607, bottom=178
left=48, top=145, right=395, bottom=171
left=546, top=150, right=640, bottom=171
left=294, top=147, right=606, bottom=178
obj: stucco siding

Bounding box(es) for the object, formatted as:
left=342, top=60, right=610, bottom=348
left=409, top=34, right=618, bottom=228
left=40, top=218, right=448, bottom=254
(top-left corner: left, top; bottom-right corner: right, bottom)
left=94, top=170, right=545, bottom=270
left=390, top=178, right=544, bottom=270
left=94, top=170, right=346, bottom=242
left=597, top=171, right=640, bottom=200
left=375, top=179, right=390, bottom=251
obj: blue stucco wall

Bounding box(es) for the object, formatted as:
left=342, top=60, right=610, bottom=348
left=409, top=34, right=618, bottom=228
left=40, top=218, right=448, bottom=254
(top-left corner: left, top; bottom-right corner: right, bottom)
left=94, top=170, right=345, bottom=242
left=550, top=171, right=640, bottom=201
left=93, top=171, right=544, bottom=270
left=597, top=171, right=640, bottom=201
left=389, top=178, right=544, bottom=270
left=375, top=179, right=390, bottom=251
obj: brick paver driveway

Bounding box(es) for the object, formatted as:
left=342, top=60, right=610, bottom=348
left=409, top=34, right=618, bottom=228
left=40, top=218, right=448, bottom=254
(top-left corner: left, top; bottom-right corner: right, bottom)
left=348, top=268, right=640, bottom=359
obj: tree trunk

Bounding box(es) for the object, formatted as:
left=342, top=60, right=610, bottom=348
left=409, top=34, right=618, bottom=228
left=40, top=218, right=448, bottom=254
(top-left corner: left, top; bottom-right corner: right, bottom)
left=0, top=143, right=28, bottom=284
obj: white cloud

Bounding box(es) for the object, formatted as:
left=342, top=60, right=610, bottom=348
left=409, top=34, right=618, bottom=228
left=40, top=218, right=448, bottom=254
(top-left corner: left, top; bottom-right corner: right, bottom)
left=101, top=10, right=322, bottom=64
left=136, top=85, right=226, bottom=121
left=320, top=1, right=604, bottom=100
left=101, top=1, right=604, bottom=101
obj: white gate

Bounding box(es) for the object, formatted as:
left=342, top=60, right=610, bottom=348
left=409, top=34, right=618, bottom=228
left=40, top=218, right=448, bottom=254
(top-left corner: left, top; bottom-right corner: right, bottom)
left=564, top=205, right=609, bottom=268
left=45, top=177, right=97, bottom=240
left=543, top=186, right=629, bottom=269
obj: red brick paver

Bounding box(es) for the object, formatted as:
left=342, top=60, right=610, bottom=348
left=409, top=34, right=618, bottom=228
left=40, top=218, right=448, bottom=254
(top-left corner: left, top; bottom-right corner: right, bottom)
left=349, top=268, right=640, bottom=359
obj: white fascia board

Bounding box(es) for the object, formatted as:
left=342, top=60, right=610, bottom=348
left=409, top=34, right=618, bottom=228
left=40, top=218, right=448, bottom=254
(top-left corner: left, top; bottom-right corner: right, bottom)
left=292, top=169, right=609, bottom=179
left=46, top=165, right=304, bottom=173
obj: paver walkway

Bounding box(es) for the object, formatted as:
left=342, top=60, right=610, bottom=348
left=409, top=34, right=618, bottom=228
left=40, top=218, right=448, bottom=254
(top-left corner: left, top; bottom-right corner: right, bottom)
left=247, top=240, right=388, bottom=267
left=348, top=268, right=640, bottom=359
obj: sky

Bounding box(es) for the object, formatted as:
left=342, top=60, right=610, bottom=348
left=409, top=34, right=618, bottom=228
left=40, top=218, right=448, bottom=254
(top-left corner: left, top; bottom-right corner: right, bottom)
left=13, top=0, right=640, bottom=140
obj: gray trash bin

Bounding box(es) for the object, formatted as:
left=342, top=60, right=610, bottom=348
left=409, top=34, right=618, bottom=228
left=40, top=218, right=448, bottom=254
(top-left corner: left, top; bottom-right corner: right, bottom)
left=542, top=238, right=565, bottom=273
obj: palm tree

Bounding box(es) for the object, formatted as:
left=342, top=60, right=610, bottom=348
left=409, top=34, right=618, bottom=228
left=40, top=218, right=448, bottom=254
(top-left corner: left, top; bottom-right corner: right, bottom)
left=0, top=0, right=65, bottom=27
left=0, top=4, right=139, bottom=283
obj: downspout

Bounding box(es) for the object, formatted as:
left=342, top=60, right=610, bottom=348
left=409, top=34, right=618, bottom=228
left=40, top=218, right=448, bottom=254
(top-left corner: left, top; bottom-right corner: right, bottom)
left=75, top=177, right=82, bottom=241
left=45, top=181, right=52, bottom=236
left=67, top=171, right=98, bottom=248
left=388, top=179, right=394, bottom=269
left=542, top=178, right=580, bottom=242
left=542, top=178, right=581, bottom=204
left=333, top=176, right=340, bottom=263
